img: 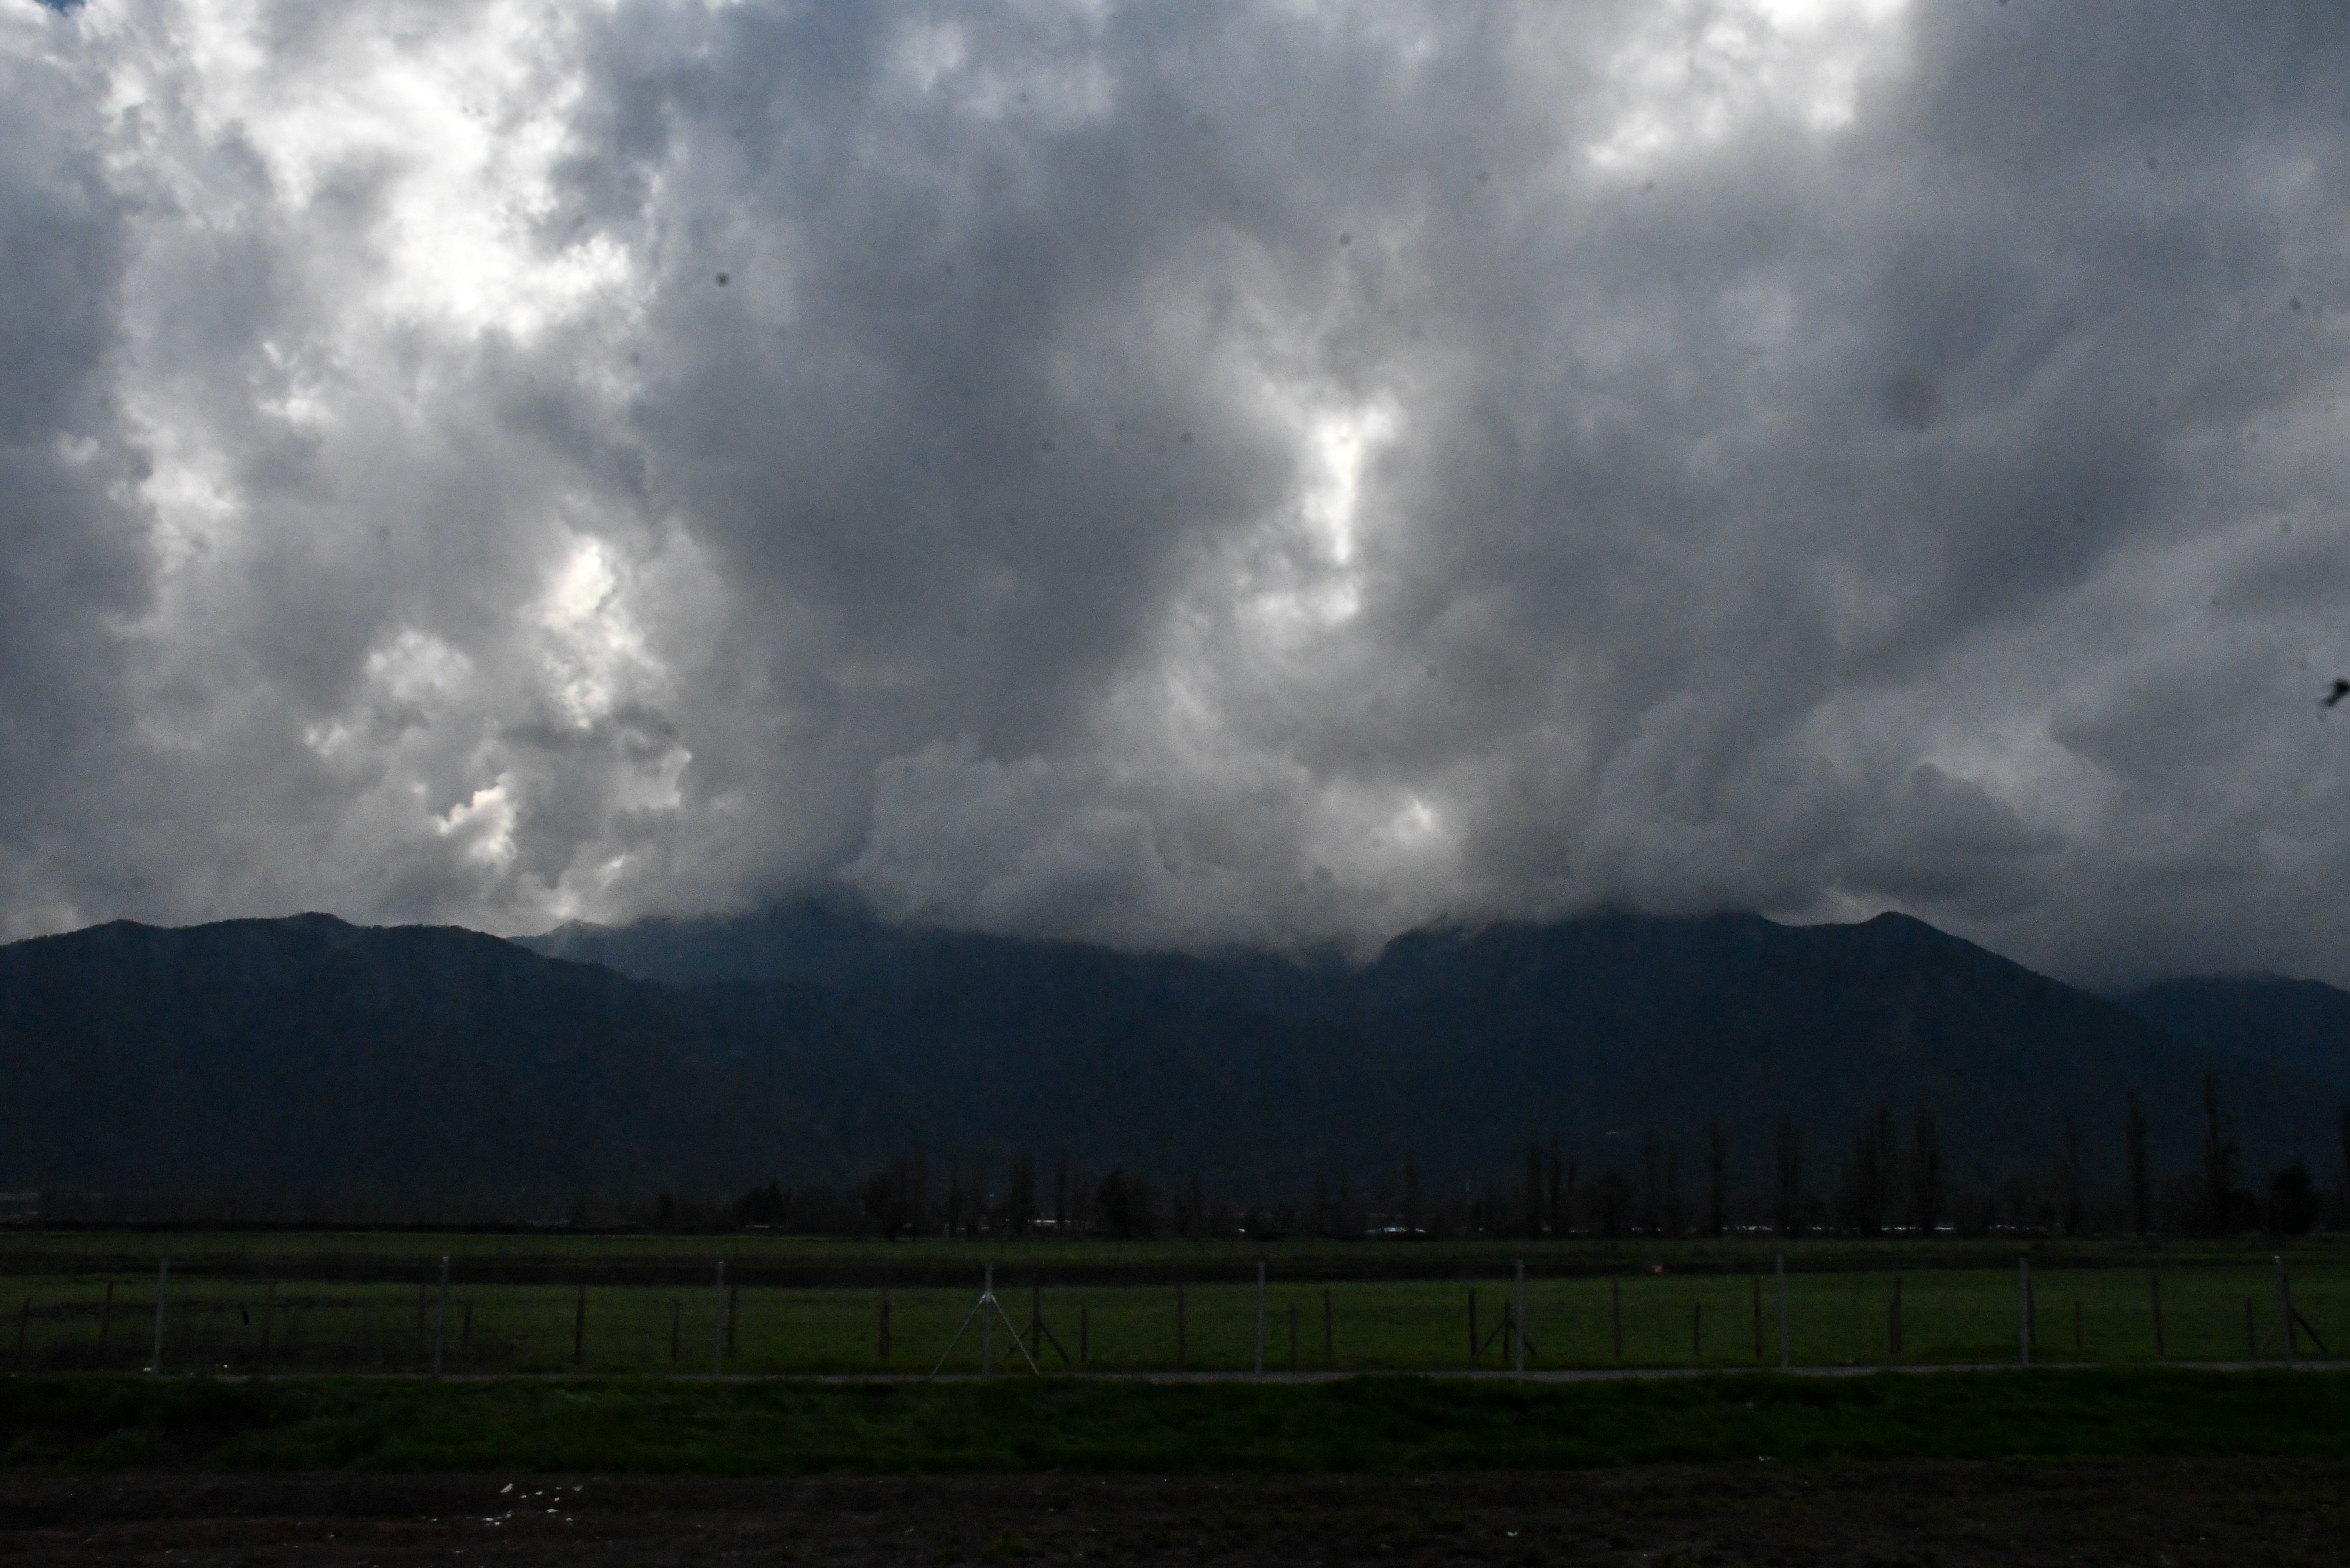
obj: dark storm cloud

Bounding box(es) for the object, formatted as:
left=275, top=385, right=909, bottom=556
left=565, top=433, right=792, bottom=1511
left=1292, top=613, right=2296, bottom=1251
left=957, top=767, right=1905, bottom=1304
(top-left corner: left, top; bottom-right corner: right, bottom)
left=6, top=1, right=2350, bottom=985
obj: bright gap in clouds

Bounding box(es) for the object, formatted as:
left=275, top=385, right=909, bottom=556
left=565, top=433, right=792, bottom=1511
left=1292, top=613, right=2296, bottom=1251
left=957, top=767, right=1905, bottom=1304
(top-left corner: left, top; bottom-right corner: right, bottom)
left=1586, top=0, right=1909, bottom=173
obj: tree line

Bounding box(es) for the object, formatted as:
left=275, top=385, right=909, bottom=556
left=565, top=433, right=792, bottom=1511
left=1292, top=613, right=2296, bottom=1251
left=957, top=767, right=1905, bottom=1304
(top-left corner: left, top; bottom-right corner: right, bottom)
left=657, top=1075, right=2343, bottom=1241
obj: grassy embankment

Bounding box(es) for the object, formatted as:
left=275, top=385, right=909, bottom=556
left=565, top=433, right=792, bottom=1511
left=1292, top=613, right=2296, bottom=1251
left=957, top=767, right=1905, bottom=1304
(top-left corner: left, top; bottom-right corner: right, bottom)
left=3, top=1368, right=2349, bottom=1475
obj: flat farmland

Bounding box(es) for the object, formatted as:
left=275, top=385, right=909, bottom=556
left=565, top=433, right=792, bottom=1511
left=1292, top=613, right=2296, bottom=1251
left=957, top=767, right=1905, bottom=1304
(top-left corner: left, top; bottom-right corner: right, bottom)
left=0, top=1234, right=2343, bottom=1375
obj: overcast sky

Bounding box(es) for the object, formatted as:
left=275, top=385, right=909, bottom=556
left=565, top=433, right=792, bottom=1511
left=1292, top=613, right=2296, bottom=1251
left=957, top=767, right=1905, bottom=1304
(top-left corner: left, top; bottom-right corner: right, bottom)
left=5, top=0, right=2350, bottom=986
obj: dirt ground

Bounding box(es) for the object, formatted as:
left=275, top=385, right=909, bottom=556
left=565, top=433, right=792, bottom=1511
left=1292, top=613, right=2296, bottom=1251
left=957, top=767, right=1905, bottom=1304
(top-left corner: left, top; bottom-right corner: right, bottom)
left=1, top=1459, right=2342, bottom=1567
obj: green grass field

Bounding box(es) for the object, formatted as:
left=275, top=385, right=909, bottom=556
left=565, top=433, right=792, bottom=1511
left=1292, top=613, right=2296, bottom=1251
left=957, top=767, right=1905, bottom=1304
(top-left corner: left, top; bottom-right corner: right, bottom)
left=5, top=1368, right=2349, bottom=1475
left=1, top=1234, right=2342, bottom=1375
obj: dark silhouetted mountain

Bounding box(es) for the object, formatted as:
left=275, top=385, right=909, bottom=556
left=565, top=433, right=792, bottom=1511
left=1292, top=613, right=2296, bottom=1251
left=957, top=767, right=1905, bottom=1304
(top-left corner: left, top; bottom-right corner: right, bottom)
left=3, top=907, right=2341, bottom=1214
left=2119, top=975, right=2350, bottom=1091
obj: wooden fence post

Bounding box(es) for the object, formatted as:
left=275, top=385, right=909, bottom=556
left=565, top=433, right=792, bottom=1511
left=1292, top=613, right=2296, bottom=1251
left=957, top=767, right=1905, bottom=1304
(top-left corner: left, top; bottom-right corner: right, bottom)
left=1515, top=1261, right=1527, bottom=1378
left=2017, top=1259, right=2031, bottom=1367
left=1775, top=1254, right=1788, bottom=1370
left=2276, top=1256, right=2296, bottom=1365
left=433, top=1257, right=449, bottom=1378
left=150, top=1258, right=168, bottom=1377
left=1253, top=1262, right=1266, bottom=1380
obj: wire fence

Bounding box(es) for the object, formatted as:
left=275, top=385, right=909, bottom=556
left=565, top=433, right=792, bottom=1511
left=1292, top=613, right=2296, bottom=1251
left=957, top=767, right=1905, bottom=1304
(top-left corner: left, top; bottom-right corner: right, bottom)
left=3, top=1256, right=2339, bottom=1377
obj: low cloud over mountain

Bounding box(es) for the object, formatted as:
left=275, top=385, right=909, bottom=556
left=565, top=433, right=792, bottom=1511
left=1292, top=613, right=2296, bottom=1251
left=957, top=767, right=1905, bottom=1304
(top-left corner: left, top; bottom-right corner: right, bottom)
left=6, top=4, right=2350, bottom=987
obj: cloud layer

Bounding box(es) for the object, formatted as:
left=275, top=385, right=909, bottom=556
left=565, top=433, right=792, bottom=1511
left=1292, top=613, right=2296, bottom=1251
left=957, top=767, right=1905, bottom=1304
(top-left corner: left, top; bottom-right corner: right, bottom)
left=6, top=0, right=2350, bottom=986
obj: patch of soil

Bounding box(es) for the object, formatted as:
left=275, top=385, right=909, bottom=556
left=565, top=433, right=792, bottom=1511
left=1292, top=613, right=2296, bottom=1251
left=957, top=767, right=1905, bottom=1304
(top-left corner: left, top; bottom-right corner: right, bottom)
left=1, top=1459, right=2341, bottom=1566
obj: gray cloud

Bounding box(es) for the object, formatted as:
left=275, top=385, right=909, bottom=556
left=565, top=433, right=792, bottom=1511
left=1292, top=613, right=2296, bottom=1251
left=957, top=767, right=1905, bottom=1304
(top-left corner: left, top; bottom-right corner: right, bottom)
left=5, top=0, right=2350, bottom=986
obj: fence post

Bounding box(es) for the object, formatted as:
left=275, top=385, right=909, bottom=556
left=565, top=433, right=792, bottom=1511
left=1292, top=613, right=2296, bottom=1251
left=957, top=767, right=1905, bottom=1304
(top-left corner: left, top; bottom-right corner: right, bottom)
left=1515, top=1260, right=1527, bottom=1378
left=433, top=1257, right=449, bottom=1378
left=1775, top=1254, right=1788, bottom=1370
left=150, top=1258, right=168, bottom=1377
left=1254, top=1262, right=1266, bottom=1379
left=2018, top=1259, right=2031, bottom=1367
left=713, top=1261, right=726, bottom=1375
left=2276, top=1256, right=2296, bottom=1366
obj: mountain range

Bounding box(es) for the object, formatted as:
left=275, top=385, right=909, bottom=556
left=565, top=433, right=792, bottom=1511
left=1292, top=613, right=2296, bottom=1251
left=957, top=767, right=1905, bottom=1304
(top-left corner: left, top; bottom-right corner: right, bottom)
left=0, top=903, right=2341, bottom=1218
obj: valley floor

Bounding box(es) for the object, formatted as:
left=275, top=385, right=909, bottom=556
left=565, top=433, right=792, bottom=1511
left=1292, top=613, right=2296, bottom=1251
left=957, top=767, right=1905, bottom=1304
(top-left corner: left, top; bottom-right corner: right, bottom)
left=4, top=1459, right=2344, bottom=1567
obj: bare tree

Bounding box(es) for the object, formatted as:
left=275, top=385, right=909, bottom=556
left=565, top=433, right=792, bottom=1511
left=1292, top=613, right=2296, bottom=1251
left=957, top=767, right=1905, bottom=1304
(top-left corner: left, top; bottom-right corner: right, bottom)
left=1640, top=1130, right=1663, bottom=1235
left=1837, top=1103, right=1894, bottom=1237
left=1007, top=1152, right=1037, bottom=1237
left=1705, top=1118, right=1730, bottom=1237
left=1910, top=1103, right=1944, bottom=1235
left=859, top=1153, right=929, bottom=1242
left=2201, top=1074, right=2240, bottom=1235
left=2338, top=1103, right=2349, bottom=1224
left=1547, top=1133, right=1565, bottom=1236
left=2054, top=1121, right=2083, bottom=1237
left=1774, top=1115, right=1805, bottom=1237
left=1524, top=1140, right=1545, bottom=1238
left=2124, top=1093, right=2151, bottom=1237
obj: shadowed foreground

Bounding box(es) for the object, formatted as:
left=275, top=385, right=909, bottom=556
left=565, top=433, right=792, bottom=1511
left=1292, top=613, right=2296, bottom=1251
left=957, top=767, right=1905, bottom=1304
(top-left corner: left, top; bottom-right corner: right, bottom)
left=5, top=1368, right=2350, bottom=1473
left=4, top=1459, right=2347, bottom=1566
